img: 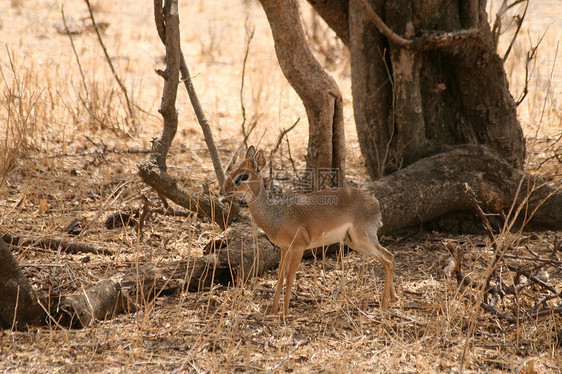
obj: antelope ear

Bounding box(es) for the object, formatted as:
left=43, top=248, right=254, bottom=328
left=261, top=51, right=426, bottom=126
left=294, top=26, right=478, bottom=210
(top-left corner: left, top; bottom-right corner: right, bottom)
left=245, top=145, right=256, bottom=159
left=225, top=152, right=238, bottom=174
left=253, top=150, right=266, bottom=172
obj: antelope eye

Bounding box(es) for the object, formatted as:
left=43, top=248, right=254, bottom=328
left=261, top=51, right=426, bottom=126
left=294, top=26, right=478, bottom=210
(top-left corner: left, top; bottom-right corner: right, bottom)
left=234, top=173, right=250, bottom=186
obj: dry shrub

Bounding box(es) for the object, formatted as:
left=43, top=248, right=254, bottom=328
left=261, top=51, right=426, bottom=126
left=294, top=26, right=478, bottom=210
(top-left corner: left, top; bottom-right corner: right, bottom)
left=0, top=51, right=43, bottom=189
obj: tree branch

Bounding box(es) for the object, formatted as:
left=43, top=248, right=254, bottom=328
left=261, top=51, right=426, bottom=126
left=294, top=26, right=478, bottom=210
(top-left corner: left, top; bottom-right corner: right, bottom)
left=357, top=0, right=413, bottom=47
left=357, top=0, right=489, bottom=55
left=139, top=0, right=235, bottom=229
left=259, top=0, right=345, bottom=189
left=368, top=145, right=562, bottom=234
left=1, top=232, right=115, bottom=256
left=153, top=0, right=225, bottom=185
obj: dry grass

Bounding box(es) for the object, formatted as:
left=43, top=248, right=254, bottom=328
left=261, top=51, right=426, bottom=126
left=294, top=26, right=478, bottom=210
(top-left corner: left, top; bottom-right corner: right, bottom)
left=0, top=0, right=560, bottom=372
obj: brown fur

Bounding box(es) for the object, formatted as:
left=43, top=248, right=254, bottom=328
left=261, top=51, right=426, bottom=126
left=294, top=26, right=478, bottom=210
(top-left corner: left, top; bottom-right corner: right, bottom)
left=221, top=146, right=397, bottom=316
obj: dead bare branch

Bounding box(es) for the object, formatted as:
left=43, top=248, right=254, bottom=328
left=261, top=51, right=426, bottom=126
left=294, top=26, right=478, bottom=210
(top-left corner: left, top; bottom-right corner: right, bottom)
left=268, top=118, right=300, bottom=189
left=240, top=21, right=255, bottom=148
left=358, top=0, right=486, bottom=54
left=139, top=0, right=235, bottom=230
left=516, top=30, right=546, bottom=106
left=61, top=6, right=88, bottom=100
left=153, top=0, right=225, bottom=185
left=502, top=0, right=529, bottom=61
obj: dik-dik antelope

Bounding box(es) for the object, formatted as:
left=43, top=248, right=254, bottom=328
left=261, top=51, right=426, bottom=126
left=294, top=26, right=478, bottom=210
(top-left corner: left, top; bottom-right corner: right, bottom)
left=220, top=146, right=397, bottom=316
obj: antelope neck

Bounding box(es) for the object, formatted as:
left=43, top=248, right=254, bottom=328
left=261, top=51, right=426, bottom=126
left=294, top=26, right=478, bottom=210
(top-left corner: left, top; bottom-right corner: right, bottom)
left=245, top=176, right=282, bottom=237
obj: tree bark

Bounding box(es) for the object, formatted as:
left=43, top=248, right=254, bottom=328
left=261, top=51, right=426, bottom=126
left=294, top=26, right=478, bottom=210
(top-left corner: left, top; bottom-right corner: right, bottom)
left=0, top=240, right=44, bottom=330
left=259, top=0, right=345, bottom=190
left=349, top=0, right=393, bottom=178
left=138, top=0, right=236, bottom=229
left=1, top=221, right=279, bottom=329
left=346, top=1, right=526, bottom=178
left=306, top=0, right=349, bottom=46
left=386, top=0, right=426, bottom=167
left=367, top=145, right=561, bottom=234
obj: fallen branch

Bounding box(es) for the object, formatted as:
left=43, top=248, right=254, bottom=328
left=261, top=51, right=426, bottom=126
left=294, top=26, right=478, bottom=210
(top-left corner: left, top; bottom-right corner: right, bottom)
left=502, top=253, right=562, bottom=266
left=52, top=276, right=131, bottom=329
left=3, top=220, right=280, bottom=329
left=480, top=302, right=516, bottom=324
left=55, top=221, right=277, bottom=328
left=138, top=161, right=233, bottom=230
left=1, top=232, right=115, bottom=256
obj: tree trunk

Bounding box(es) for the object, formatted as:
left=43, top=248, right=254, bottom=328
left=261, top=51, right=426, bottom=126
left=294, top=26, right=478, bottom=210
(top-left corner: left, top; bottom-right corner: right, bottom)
left=313, top=0, right=525, bottom=178
left=0, top=240, right=44, bottom=330
left=299, top=1, right=561, bottom=229
left=0, top=221, right=282, bottom=329
left=348, top=0, right=394, bottom=178
left=259, top=0, right=345, bottom=190
left=138, top=0, right=236, bottom=230
left=367, top=145, right=561, bottom=234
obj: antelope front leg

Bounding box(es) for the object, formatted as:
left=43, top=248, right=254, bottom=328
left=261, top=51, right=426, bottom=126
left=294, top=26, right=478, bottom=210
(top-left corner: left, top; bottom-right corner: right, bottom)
left=270, top=246, right=289, bottom=314
left=282, top=246, right=305, bottom=317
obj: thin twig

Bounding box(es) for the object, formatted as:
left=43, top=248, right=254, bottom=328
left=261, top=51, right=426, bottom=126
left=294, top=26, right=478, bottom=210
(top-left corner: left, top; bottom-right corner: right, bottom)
left=464, top=183, right=504, bottom=292
left=505, top=264, right=559, bottom=295
left=516, top=30, right=546, bottom=106
left=464, top=183, right=497, bottom=247
left=223, top=119, right=260, bottom=175
left=179, top=53, right=226, bottom=186
left=21, top=147, right=149, bottom=160
left=502, top=253, right=562, bottom=266
left=480, top=302, right=516, bottom=323
left=84, top=0, right=137, bottom=133
left=502, top=0, right=528, bottom=61
left=240, top=21, right=255, bottom=148
left=137, top=195, right=152, bottom=241
left=284, top=134, right=298, bottom=175
left=61, top=6, right=89, bottom=100
left=538, top=40, right=559, bottom=126
left=269, top=118, right=300, bottom=189
left=266, top=339, right=305, bottom=374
